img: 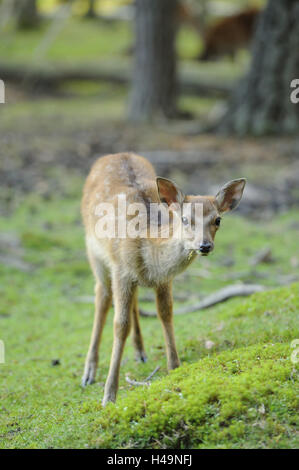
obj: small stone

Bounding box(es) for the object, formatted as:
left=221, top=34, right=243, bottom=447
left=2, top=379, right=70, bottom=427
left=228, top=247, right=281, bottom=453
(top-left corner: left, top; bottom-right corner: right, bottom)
left=205, top=340, right=215, bottom=350
left=51, top=359, right=60, bottom=366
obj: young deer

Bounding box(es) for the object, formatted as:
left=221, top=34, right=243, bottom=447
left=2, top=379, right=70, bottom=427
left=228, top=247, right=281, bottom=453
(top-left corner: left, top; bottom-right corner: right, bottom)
left=81, top=152, right=246, bottom=406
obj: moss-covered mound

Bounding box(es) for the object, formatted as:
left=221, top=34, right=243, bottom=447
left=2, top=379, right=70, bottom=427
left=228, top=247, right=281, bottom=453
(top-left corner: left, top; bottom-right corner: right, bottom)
left=95, top=344, right=298, bottom=449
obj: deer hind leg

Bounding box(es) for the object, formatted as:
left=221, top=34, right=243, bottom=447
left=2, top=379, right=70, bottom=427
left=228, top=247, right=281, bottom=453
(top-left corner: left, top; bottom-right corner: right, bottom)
left=156, top=282, right=180, bottom=371
left=82, top=254, right=112, bottom=386
left=132, top=291, right=147, bottom=363
left=102, top=272, right=136, bottom=406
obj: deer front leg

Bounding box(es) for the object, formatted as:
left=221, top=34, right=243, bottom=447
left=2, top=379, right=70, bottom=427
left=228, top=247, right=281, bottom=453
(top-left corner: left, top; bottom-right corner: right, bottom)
left=82, top=280, right=112, bottom=386
left=155, top=282, right=180, bottom=370
left=102, top=274, right=136, bottom=406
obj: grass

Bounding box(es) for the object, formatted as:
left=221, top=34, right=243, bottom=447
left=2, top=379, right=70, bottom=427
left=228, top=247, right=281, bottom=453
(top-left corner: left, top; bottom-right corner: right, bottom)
left=0, top=13, right=245, bottom=75
left=0, top=190, right=298, bottom=448
left=0, top=8, right=248, bottom=122
left=0, top=17, right=132, bottom=65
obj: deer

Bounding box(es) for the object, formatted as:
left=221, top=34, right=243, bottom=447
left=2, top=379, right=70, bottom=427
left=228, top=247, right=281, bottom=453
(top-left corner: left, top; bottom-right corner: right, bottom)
left=81, top=152, right=246, bottom=406
left=198, top=8, right=260, bottom=61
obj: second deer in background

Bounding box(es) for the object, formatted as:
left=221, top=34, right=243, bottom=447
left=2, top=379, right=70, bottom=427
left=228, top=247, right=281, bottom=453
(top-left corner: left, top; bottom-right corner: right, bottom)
left=198, top=7, right=260, bottom=61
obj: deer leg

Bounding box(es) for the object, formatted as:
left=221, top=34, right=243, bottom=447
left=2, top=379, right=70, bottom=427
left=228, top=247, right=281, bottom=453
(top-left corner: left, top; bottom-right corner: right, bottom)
left=102, top=273, right=136, bottom=406
left=82, top=251, right=112, bottom=386
left=82, top=278, right=112, bottom=386
left=155, top=282, right=180, bottom=370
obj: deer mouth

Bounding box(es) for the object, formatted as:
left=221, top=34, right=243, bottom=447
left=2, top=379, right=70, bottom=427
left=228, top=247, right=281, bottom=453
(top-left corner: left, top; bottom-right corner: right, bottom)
left=194, top=250, right=209, bottom=257
left=188, top=249, right=210, bottom=258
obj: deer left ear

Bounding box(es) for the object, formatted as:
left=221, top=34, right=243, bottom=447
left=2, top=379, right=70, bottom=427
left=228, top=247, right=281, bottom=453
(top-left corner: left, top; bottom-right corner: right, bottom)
left=156, top=177, right=185, bottom=207
left=215, top=178, right=246, bottom=214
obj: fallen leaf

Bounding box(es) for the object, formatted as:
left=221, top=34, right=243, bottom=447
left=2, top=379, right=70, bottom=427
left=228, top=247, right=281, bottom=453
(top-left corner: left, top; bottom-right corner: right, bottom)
left=205, top=340, right=215, bottom=350
left=258, top=403, right=266, bottom=414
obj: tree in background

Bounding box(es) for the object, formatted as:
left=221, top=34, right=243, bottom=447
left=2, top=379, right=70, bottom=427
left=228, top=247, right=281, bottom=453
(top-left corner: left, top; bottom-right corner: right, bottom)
left=218, top=0, right=299, bottom=135
left=13, top=0, right=39, bottom=29
left=128, top=0, right=179, bottom=121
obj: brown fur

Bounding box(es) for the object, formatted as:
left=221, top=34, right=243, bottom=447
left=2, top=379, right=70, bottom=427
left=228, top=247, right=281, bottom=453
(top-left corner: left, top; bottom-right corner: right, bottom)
left=176, top=1, right=204, bottom=32
left=199, top=8, right=260, bottom=61
left=81, top=152, right=246, bottom=405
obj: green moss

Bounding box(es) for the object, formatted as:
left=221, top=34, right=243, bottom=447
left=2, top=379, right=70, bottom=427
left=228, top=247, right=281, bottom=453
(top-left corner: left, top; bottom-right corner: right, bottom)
left=94, top=343, right=299, bottom=449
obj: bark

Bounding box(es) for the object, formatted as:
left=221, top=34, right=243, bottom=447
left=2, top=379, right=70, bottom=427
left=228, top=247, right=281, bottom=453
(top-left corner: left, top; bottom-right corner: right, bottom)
left=13, top=0, right=39, bottom=29
left=85, top=0, right=97, bottom=18
left=218, top=0, right=299, bottom=135
left=128, top=0, right=179, bottom=121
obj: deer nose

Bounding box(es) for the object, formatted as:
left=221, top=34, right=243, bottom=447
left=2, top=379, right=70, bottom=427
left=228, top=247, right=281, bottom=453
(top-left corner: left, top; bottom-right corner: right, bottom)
left=199, top=241, right=212, bottom=253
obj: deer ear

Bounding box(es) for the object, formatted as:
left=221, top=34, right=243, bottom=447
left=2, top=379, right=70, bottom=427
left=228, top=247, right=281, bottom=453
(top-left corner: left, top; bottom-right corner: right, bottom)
left=215, top=178, right=246, bottom=214
left=156, top=177, right=185, bottom=207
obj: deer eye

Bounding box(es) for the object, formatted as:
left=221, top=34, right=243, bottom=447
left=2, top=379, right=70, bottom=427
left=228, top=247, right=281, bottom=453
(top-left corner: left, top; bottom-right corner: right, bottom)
left=215, top=217, right=221, bottom=227
left=182, top=216, right=189, bottom=226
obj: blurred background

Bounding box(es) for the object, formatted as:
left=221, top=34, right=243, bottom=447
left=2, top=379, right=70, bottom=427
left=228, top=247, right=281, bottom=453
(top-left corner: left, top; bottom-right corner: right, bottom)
left=0, top=0, right=299, bottom=294
left=0, top=0, right=298, bottom=216
left=0, top=0, right=299, bottom=448
left=1, top=0, right=299, bottom=295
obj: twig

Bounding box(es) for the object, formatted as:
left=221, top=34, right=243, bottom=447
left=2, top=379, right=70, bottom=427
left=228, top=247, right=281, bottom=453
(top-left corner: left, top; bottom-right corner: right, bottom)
left=0, top=253, right=34, bottom=272
left=74, top=295, right=94, bottom=303
left=144, top=366, right=161, bottom=382
left=0, top=0, right=14, bottom=31
left=32, top=3, right=74, bottom=62
left=139, top=284, right=265, bottom=317
left=74, top=284, right=266, bottom=317
left=125, top=366, right=160, bottom=386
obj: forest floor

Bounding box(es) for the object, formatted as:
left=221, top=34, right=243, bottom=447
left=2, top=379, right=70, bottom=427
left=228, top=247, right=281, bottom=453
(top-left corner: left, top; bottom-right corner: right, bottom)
left=0, top=93, right=299, bottom=447
left=0, top=194, right=298, bottom=448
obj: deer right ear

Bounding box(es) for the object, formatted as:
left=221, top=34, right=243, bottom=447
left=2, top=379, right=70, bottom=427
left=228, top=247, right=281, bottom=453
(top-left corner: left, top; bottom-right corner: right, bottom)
left=156, top=177, right=185, bottom=207
left=215, top=178, right=246, bottom=214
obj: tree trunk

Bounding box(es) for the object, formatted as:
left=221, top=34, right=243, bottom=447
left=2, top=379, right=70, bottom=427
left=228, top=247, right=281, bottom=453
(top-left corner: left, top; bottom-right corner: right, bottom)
left=218, top=0, right=299, bottom=135
left=128, top=0, right=178, bottom=121
left=85, top=0, right=97, bottom=19
left=13, top=0, right=39, bottom=29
